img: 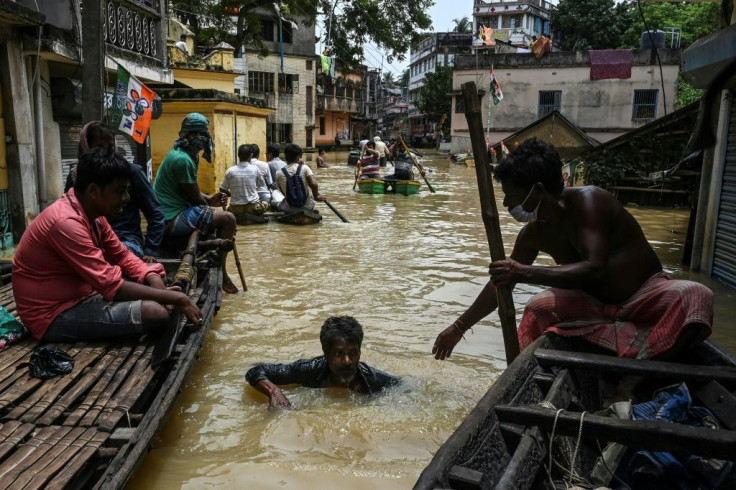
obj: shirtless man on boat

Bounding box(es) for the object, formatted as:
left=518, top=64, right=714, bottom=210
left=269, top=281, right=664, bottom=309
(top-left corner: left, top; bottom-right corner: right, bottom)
left=433, top=138, right=713, bottom=362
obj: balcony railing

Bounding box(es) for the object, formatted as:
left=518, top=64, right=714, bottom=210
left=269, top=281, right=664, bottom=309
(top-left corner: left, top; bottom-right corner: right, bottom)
left=103, top=0, right=163, bottom=62
left=316, top=95, right=363, bottom=114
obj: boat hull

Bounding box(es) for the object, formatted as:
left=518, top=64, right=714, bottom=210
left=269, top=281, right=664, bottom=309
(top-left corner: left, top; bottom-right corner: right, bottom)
left=415, top=334, right=736, bottom=489
left=358, top=179, right=421, bottom=195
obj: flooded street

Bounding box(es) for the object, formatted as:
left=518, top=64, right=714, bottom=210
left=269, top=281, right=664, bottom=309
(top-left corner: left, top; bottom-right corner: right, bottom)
left=128, top=150, right=736, bottom=489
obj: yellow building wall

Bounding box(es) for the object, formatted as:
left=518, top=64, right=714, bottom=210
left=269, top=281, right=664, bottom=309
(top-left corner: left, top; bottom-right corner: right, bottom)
left=173, top=70, right=237, bottom=92
left=150, top=101, right=271, bottom=194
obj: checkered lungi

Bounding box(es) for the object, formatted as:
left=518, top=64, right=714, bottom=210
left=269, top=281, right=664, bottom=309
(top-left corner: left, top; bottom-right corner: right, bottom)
left=517, top=271, right=713, bottom=359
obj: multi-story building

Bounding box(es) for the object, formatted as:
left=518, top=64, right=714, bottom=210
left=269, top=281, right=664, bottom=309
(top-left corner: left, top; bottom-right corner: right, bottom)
left=449, top=49, right=681, bottom=153
left=472, top=0, right=555, bottom=48
left=240, top=9, right=316, bottom=148
left=408, top=32, right=473, bottom=141
left=314, top=65, right=369, bottom=147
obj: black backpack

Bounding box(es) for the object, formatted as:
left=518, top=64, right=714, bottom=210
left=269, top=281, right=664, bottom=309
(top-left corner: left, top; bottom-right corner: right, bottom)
left=281, top=164, right=307, bottom=207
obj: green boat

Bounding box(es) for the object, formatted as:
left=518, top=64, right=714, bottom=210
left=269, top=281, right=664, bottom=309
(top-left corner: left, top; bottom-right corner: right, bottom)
left=357, top=178, right=421, bottom=196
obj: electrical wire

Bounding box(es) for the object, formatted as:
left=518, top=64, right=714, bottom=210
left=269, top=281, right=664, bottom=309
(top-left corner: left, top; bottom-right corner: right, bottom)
left=636, top=0, right=667, bottom=117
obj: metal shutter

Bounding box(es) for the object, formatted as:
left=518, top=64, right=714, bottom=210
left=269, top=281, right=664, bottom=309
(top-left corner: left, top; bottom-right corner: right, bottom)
left=712, top=91, right=736, bottom=288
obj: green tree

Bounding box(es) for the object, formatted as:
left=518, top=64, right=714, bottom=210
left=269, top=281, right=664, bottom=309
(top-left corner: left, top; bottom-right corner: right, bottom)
left=417, top=64, right=453, bottom=129
left=452, top=17, right=472, bottom=33
left=382, top=71, right=396, bottom=87
left=174, top=0, right=432, bottom=70
left=676, top=77, right=704, bottom=108
left=619, top=2, right=720, bottom=49
left=551, top=0, right=633, bottom=51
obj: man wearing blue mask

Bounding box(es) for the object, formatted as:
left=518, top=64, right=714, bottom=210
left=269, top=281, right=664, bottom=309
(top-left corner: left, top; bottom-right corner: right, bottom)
left=154, top=113, right=239, bottom=294
left=433, top=138, right=713, bottom=365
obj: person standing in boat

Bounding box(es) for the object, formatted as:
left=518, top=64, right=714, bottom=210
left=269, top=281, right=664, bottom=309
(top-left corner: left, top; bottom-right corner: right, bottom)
left=219, top=144, right=269, bottom=222
left=245, top=316, right=400, bottom=408
left=274, top=143, right=326, bottom=212
left=153, top=113, right=239, bottom=294
left=432, top=138, right=713, bottom=362
left=13, top=147, right=203, bottom=342
left=357, top=141, right=382, bottom=180
left=373, top=136, right=391, bottom=167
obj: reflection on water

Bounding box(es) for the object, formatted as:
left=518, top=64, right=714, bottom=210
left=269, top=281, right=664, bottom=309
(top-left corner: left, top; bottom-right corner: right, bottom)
left=128, top=151, right=736, bottom=489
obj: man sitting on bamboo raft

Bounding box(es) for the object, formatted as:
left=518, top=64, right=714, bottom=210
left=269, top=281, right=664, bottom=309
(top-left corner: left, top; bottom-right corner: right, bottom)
left=12, top=147, right=203, bottom=342
left=433, top=138, right=713, bottom=362
left=153, top=113, right=238, bottom=294
left=219, top=144, right=269, bottom=223
left=245, top=316, right=400, bottom=408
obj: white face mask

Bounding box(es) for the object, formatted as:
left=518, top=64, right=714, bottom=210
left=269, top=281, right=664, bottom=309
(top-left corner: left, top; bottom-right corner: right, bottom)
left=509, top=187, right=540, bottom=223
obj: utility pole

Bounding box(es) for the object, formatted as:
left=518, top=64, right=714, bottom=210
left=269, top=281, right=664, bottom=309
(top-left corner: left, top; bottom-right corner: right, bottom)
left=82, top=2, right=106, bottom=123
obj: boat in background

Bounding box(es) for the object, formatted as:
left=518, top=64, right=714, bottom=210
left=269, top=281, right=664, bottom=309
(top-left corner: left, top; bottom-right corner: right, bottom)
left=357, top=178, right=421, bottom=196
left=415, top=334, right=736, bottom=489
left=238, top=210, right=322, bottom=225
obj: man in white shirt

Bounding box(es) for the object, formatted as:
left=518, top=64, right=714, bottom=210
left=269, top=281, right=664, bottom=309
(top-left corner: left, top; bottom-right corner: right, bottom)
left=274, top=144, right=326, bottom=211
left=220, top=145, right=268, bottom=222
left=175, top=34, right=189, bottom=55
left=249, top=143, right=273, bottom=204
left=373, top=136, right=391, bottom=166
left=266, top=143, right=287, bottom=208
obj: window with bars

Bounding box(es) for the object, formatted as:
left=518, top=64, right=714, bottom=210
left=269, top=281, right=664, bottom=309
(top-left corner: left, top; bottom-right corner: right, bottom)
left=538, top=90, right=561, bottom=118
left=278, top=73, right=299, bottom=94
left=632, top=89, right=658, bottom=120
left=248, top=71, right=274, bottom=93
left=502, top=15, right=522, bottom=29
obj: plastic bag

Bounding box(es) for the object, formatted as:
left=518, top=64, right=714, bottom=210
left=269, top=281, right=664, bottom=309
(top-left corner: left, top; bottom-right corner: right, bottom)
left=28, top=345, right=74, bottom=379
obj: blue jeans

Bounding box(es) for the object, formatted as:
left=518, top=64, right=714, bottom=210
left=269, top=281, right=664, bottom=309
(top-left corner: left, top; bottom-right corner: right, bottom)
left=43, top=294, right=143, bottom=342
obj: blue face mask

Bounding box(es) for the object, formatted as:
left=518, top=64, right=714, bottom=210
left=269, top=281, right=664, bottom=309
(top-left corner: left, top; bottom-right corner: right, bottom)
left=509, top=187, right=540, bottom=223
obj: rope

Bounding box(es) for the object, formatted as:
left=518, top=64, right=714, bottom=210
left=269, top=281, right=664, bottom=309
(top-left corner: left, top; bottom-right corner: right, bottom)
left=566, top=411, right=587, bottom=488
left=538, top=401, right=592, bottom=489
left=173, top=262, right=195, bottom=286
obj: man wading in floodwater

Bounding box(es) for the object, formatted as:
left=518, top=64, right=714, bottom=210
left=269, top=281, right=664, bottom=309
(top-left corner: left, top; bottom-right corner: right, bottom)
left=245, top=316, right=400, bottom=408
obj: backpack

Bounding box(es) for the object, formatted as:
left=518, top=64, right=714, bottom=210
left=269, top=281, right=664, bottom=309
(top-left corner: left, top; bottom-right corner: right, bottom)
left=281, top=164, right=307, bottom=207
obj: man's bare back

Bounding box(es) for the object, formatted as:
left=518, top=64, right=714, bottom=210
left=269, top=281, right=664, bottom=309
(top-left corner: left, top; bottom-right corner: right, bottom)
left=512, top=186, right=662, bottom=303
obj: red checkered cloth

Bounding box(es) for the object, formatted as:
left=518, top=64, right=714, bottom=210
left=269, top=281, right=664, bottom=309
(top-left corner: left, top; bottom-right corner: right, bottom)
left=517, top=272, right=713, bottom=359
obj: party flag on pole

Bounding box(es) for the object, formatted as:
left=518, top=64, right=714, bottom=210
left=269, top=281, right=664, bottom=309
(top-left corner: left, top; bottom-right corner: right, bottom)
left=489, top=69, right=504, bottom=105
left=108, top=65, right=155, bottom=144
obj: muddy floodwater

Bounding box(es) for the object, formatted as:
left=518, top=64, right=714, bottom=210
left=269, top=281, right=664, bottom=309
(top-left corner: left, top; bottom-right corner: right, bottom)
left=128, top=150, right=736, bottom=489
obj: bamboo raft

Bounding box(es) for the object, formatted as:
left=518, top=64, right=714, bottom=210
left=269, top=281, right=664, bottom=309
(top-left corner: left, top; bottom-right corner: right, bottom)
left=238, top=209, right=323, bottom=226
left=0, top=243, right=223, bottom=488
left=416, top=334, right=736, bottom=489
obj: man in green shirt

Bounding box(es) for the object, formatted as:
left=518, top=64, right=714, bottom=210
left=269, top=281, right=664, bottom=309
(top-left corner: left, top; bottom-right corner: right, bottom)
left=154, top=113, right=239, bottom=294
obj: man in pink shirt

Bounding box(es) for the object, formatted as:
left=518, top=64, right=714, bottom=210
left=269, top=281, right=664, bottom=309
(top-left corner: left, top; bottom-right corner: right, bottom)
left=12, top=147, right=202, bottom=342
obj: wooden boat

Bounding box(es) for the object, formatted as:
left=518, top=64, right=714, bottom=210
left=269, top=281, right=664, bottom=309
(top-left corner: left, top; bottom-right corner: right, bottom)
left=237, top=210, right=322, bottom=226
left=0, top=242, right=223, bottom=488
left=415, top=334, right=736, bottom=489
left=357, top=178, right=421, bottom=196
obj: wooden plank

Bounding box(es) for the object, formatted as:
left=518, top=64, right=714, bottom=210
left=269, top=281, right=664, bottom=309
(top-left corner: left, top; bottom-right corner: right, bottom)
left=69, top=345, right=140, bottom=427
left=534, top=349, right=736, bottom=383
left=95, top=345, right=155, bottom=431
left=19, top=428, right=97, bottom=490
left=495, top=370, right=575, bottom=489
left=5, top=426, right=88, bottom=490
left=0, top=426, right=69, bottom=483
left=36, top=348, right=121, bottom=426
left=0, top=422, right=34, bottom=461
left=494, top=405, right=736, bottom=461
left=9, top=347, right=105, bottom=423
left=694, top=381, right=736, bottom=430
left=448, top=465, right=491, bottom=490
left=43, top=431, right=107, bottom=490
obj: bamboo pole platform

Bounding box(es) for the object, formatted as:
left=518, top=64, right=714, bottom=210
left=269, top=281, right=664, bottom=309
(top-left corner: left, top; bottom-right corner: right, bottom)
left=0, top=257, right=223, bottom=489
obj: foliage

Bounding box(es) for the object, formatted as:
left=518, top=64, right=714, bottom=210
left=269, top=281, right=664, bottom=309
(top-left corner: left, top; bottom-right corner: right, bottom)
left=619, top=2, right=720, bottom=50
left=676, top=77, right=704, bottom=109
left=551, top=0, right=633, bottom=51
left=382, top=71, right=396, bottom=87
left=399, top=68, right=410, bottom=89
left=417, top=64, right=453, bottom=129
left=452, top=17, right=473, bottom=33
left=173, top=0, right=432, bottom=71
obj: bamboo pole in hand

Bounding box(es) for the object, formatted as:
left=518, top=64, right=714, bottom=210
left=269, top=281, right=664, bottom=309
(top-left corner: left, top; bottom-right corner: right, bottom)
left=222, top=199, right=248, bottom=291
left=352, top=145, right=367, bottom=191
left=461, top=81, right=520, bottom=364
left=398, top=136, right=435, bottom=193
